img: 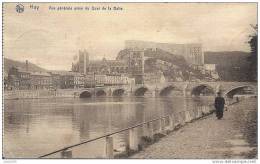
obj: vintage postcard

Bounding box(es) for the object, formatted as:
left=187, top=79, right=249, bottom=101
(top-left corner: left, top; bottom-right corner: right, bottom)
left=2, top=2, right=258, bottom=160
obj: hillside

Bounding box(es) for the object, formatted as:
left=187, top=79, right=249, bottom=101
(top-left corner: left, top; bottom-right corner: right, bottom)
left=204, top=51, right=251, bottom=81
left=144, top=48, right=189, bottom=68
left=143, top=48, right=191, bottom=81
left=4, top=58, right=47, bottom=74
left=117, top=49, right=253, bottom=82
left=117, top=48, right=208, bottom=81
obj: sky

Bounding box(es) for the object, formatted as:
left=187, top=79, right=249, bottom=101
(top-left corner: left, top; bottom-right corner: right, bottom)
left=4, top=3, right=257, bottom=70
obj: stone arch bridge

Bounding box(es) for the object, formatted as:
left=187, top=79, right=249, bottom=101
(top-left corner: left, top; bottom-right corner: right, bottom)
left=74, top=82, right=257, bottom=98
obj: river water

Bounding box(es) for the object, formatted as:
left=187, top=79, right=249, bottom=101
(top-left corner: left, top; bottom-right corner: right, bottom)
left=4, top=96, right=214, bottom=158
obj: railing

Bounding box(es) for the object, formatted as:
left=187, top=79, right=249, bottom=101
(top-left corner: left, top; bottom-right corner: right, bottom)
left=39, top=105, right=214, bottom=159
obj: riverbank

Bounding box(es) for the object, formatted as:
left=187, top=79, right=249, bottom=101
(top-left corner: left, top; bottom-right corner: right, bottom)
left=131, top=97, right=257, bottom=159
left=4, top=89, right=78, bottom=100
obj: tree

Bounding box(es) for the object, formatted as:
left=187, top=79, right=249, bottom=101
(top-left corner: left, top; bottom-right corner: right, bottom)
left=248, top=24, right=257, bottom=81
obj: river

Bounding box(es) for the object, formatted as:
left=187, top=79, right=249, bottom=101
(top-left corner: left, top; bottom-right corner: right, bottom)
left=4, top=96, right=214, bottom=158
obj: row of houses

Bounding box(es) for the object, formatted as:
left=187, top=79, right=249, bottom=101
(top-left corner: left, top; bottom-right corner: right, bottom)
left=95, top=74, right=135, bottom=86
left=5, top=67, right=134, bottom=90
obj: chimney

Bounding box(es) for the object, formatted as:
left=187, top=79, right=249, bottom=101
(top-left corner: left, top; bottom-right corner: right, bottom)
left=25, top=60, right=29, bottom=72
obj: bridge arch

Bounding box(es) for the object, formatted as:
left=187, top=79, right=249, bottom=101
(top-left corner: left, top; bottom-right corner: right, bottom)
left=135, top=86, right=149, bottom=96
left=224, top=85, right=255, bottom=98
left=160, top=85, right=181, bottom=96
left=95, top=90, right=106, bottom=97
left=79, top=91, right=92, bottom=98
left=191, top=84, right=215, bottom=96
left=113, top=89, right=125, bottom=96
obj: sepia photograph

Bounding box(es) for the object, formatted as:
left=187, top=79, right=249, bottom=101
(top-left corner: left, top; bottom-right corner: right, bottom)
left=2, top=2, right=258, bottom=160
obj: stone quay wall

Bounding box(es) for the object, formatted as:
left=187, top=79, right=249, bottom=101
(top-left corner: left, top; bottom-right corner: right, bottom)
left=4, top=89, right=79, bottom=100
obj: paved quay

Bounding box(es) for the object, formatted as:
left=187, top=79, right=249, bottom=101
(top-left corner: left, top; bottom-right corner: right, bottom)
left=131, top=97, right=257, bottom=159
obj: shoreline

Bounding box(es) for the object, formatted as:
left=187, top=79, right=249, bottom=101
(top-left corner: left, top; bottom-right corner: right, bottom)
left=130, top=97, right=257, bottom=159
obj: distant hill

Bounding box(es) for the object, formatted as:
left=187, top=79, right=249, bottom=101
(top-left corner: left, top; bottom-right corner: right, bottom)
left=4, top=58, right=47, bottom=74
left=204, top=51, right=251, bottom=81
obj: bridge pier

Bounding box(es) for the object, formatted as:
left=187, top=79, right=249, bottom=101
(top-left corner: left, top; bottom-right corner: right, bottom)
left=183, top=83, right=188, bottom=97
left=153, top=88, right=160, bottom=97
left=107, top=88, right=112, bottom=97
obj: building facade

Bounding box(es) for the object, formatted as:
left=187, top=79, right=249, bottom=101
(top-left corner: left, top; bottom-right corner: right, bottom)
left=59, top=72, right=86, bottom=89
left=94, top=74, right=134, bottom=86
left=8, top=67, right=31, bottom=90
left=30, top=72, right=52, bottom=90
left=73, top=73, right=85, bottom=88
left=60, top=74, right=74, bottom=89
left=48, top=72, right=62, bottom=89
left=143, top=71, right=166, bottom=84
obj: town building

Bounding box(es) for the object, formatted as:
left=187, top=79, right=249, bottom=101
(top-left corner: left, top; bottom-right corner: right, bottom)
left=72, top=50, right=128, bottom=75
left=143, top=71, right=166, bottom=84
left=125, top=40, right=204, bottom=66
left=73, top=72, right=85, bottom=88
left=60, top=73, right=74, bottom=89
left=6, top=66, right=89, bottom=90
left=95, top=74, right=107, bottom=85
left=48, top=72, right=62, bottom=89
left=8, top=67, right=31, bottom=90
left=19, top=70, right=31, bottom=90
left=72, top=49, right=145, bottom=84
left=105, top=74, right=131, bottom=85
left=30, top=72, right=52, bottom=90
left=58, top=72, right=85, bottom=89
left=4, top=71, right=9, bottom=90
left=94, top=74, right=135, bottom=86
left=84, top=73, right=95, bottom=88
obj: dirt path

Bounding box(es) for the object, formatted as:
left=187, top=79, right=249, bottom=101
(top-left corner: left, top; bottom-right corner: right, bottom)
left=131, top=97, right=257, bottom=159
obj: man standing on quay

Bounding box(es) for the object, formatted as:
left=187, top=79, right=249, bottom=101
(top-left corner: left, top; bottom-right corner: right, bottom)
left=214, top=92, right=225, bottom=119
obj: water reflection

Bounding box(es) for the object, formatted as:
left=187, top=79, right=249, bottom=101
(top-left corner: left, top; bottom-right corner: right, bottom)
left=4, top=96, right=214, bottom=158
